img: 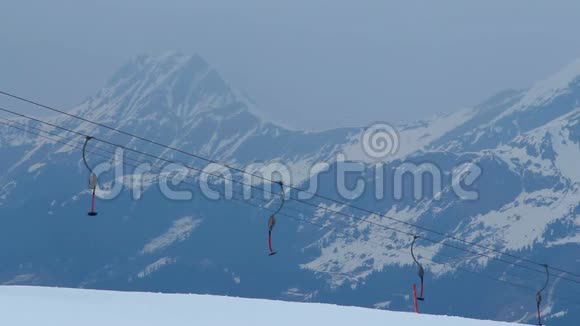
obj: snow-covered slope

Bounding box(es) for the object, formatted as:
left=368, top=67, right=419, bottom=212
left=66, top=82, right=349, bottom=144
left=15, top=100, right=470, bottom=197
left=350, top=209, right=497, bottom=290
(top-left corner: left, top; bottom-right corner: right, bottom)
left=0, top=286, right=516, bottom=326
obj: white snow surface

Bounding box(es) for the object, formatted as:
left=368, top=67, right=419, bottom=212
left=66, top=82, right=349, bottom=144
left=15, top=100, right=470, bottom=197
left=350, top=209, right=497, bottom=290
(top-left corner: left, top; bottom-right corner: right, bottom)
left=0, top=286, right=518, bottom=326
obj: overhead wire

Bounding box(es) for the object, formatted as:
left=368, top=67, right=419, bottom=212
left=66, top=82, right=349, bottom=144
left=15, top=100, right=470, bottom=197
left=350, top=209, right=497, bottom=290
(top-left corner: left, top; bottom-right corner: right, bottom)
left=0, top=104, right=578, bottom=287
left=2, top=90, right=577, bottom=280
left=1, top=118, right=579, bottom=308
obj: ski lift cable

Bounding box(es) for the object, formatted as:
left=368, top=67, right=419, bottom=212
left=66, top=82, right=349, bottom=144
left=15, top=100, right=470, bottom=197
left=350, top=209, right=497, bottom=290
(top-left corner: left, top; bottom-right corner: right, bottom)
left=2, top=120, right=580, bottom=307
left=281, top=209, right=580, bottom=306
left=0, top=106, right=577, bottom=286
left=2, top=116, right=499, bottom=270
left=1, top=114, right=514, bottom=270
left=0, top=105, right=568, bottom=274
left=0, top=105, right=578, bottom=285
left=1, top=90, right=576, bottom=279
left=0, top=116, right=333, bottom=222
left=0, top=121, right=539, bottom=273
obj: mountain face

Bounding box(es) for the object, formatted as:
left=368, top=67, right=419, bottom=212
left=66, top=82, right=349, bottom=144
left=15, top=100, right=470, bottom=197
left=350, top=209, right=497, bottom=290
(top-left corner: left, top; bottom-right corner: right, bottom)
left=0, top=53, right=578, bottom=325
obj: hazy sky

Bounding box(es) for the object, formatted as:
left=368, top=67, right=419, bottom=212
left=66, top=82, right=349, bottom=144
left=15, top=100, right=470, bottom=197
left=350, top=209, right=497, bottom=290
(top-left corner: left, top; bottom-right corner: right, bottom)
left=2, top=0, right=580, bottom=130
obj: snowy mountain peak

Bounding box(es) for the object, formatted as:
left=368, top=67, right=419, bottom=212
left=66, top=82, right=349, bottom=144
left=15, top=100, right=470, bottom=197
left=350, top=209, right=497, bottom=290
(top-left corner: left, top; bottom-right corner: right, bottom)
left=110, top=52, right=204, bottom=83
left=491, top=56, right=580, bottom=124
left=71, top=53, right=251, bottom=135
left=518, top=56, right=580, bottom=108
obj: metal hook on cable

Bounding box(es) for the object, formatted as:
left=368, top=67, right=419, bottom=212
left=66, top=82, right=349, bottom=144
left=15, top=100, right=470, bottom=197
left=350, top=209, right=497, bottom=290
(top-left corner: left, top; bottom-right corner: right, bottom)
left=411, top=235, right=425, bottom=313
left=536, top=264, right=550, bottom=326
left=267, top=181, right=284, bottom=256
left=82, top=136, right=98, bottom=216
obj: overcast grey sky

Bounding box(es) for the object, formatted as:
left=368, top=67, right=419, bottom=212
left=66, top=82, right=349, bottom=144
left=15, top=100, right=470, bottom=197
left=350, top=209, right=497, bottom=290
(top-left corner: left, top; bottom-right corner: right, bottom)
left=2, top=0, right=580, bottom=130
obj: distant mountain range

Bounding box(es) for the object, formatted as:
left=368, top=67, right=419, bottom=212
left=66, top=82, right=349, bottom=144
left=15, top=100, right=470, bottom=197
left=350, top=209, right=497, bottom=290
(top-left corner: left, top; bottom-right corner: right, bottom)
left=0, top=52, right=578, bottom=325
